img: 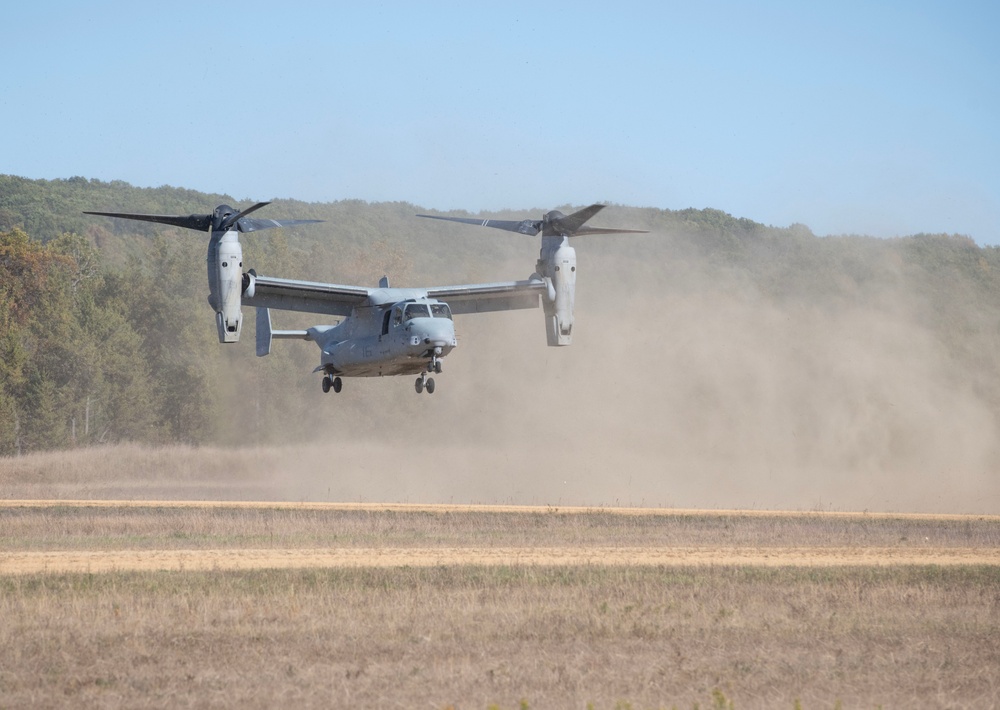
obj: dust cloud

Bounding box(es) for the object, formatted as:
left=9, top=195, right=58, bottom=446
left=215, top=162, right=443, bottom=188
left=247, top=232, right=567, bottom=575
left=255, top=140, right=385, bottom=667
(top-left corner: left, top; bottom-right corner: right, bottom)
left=246, top=238, right=1000, bottom=516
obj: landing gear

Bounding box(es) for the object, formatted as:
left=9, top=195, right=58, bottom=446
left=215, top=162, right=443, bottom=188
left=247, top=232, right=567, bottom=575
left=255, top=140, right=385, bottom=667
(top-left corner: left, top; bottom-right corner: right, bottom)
left=415, top=354, right=442, bottom=393
left=322, top=375, right=343, bottom=394
left=415, top=373, right=436, bottom=394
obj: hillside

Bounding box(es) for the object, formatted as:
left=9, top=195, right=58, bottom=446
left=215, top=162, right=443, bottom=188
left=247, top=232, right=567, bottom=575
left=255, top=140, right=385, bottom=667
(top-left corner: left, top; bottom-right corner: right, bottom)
left=1, top=174, right=998, bottom=511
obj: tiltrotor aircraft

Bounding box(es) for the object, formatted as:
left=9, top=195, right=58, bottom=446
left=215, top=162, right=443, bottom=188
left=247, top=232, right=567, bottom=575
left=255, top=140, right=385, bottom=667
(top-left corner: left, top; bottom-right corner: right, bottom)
left=85, top=202, right=645, bottom=394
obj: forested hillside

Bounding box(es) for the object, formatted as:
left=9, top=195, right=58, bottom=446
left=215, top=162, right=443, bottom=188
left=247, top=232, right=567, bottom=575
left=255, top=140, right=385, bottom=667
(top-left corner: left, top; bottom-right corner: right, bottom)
left=2, top=174, right=999, bottom=501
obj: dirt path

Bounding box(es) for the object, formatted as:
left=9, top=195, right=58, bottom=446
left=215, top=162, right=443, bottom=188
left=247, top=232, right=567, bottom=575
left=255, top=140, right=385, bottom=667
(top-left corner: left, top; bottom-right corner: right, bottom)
left=2, top=501, right=997, bottom=574
left=3, top=546, right=997, bottom=575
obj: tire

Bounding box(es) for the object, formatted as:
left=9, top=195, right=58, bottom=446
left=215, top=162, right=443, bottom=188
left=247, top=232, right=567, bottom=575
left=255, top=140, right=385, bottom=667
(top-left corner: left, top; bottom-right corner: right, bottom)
left=415, top=377, right=424, bottom=394
left=332, top=377, right=343, bottom=393
left=322, top=376, right=331, bottom=393
left=426, top=377, right=435, bottom=394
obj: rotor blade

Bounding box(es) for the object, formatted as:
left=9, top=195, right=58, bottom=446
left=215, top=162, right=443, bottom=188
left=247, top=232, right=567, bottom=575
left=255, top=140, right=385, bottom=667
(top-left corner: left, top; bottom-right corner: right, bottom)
left=547, top=204, right=606, bottom=236
left=417, top=214, right=542, bottom=236
left=570, top=226, right=650, bottom=236
left=220, top=201, right=271, bottom=231
left=83, top=211, right=213, bottom=232
left=237, top=217, right=325, bottom=233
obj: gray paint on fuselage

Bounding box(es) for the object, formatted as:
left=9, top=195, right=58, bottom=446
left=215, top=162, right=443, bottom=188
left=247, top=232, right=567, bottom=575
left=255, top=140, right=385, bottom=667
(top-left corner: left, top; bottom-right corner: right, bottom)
left=308, top=296, right=457, bottom=378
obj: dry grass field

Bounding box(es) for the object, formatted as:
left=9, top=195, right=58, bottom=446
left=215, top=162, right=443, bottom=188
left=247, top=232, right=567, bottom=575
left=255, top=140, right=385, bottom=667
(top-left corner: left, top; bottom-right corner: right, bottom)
left=1, top=501, right=998, bottom=708
left=1, top=445, right=999, bottom=708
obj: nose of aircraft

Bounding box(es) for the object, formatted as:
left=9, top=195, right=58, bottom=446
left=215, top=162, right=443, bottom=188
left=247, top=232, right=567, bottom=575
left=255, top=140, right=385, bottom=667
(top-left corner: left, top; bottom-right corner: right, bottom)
left=411, top=317, right=456, bottom=348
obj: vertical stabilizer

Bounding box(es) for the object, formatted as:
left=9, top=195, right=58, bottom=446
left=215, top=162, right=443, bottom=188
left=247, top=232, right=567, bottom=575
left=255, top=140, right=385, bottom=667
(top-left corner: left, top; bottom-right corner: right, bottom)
left=256, top=307, right=312, bottom=357
left=256, top=307, right=274, bottom=357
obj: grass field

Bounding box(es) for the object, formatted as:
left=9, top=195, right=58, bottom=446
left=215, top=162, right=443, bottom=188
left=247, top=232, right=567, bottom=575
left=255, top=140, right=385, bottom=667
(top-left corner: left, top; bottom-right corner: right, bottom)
left=0, top=499, right=997, bottom=708
left=2, top=564, right=998, bottom=709
left=1, top=445, right=998, bottom=708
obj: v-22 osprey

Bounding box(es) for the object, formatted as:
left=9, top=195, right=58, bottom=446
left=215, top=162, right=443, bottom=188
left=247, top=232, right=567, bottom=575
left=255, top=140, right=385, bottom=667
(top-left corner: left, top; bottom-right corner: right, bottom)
left=85, top=202, right=645, bottom=394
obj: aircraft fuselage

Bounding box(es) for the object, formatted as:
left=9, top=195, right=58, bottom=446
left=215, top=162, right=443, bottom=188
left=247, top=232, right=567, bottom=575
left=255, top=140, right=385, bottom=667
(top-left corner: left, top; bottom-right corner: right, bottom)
left=313, top=298, right=457, bottom=378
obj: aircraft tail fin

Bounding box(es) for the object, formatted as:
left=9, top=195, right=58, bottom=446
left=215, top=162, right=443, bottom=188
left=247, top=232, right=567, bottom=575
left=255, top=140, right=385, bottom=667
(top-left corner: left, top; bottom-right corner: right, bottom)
left=255, top=308, right=310, bottom=357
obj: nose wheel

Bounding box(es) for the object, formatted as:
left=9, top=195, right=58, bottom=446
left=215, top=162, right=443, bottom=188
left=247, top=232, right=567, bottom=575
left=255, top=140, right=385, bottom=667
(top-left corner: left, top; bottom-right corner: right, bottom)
left=321, top=375, right=342, bottom=394
left=415, top=373, right=436, bottom=394
left=416, top=357, right=441, bottom=394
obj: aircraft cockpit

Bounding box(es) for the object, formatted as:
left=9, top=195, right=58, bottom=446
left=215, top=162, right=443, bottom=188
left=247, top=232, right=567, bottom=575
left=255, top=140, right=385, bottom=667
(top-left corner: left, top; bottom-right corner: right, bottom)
left=390, top=301, right=453, bottom=328
left=429, top=303, right=452, bottom=320
left=404, top=303, right=430, bottom=320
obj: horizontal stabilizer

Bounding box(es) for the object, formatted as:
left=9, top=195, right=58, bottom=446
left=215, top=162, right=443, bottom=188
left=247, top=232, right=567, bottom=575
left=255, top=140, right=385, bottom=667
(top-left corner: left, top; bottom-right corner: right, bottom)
left=272, top=329, right=312, bottom=339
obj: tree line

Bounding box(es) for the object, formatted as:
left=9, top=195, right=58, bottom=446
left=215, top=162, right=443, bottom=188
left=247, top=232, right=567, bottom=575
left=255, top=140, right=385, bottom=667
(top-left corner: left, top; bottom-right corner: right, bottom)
left=1, top=174, right=999, bottom=454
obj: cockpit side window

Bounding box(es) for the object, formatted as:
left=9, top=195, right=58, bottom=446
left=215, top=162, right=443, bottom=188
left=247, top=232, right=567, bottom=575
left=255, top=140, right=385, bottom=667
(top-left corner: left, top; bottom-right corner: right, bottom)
left=404, top=303, right=430, bottom=320
left=430, top=303, right=452, bottom=320
left=393, top=307, right=403, bottom=327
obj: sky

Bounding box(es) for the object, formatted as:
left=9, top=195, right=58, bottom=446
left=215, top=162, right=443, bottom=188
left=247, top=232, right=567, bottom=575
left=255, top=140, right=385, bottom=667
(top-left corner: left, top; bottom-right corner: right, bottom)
left=4, top=1, right=998, bottom=242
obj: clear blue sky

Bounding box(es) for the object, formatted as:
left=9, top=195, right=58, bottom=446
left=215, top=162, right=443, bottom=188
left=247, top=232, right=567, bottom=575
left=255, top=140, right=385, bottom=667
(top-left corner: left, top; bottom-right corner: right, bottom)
left=5, top=1, right=998, bottom=242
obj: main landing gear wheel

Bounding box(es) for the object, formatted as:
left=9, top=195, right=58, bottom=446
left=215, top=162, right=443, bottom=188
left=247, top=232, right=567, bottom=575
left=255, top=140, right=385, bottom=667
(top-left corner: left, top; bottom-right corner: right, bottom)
left=415, top=374, right=436, bottom=394
left=322, top=375, right=331, bottom=393
left=332, top=376, right=342, bottom=393
left=322, top=375, right=343, bottom=394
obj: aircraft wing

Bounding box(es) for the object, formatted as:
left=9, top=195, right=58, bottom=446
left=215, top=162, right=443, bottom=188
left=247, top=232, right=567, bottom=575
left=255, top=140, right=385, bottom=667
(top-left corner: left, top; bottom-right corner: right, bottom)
left=244, top=275, right=371, bottom=317
left=426, top=277, right=547, bottom=314
left=243, top=273, right=547, bottom=316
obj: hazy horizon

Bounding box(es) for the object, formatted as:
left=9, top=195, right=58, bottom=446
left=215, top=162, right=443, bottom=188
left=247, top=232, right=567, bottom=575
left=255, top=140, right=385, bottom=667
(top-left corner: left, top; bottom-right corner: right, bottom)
left=3, top=3, right=998, bottom=243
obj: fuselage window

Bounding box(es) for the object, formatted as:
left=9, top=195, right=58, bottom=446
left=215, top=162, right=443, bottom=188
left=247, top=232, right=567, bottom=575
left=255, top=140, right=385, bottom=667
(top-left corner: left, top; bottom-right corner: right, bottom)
left=393, top=307, right=403, bottom=327
left=430, top=303, right=452, bottom=320
left=404, top=303, right=430, bottom=320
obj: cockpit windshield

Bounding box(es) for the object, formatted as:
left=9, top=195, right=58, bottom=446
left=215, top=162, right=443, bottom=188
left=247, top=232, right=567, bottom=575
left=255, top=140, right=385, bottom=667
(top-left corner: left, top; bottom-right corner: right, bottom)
left=399, top=302, right=451, bottom=321
left=403, top=303, right=430, bottom=320
left=430, top=303, right=452, bottom=320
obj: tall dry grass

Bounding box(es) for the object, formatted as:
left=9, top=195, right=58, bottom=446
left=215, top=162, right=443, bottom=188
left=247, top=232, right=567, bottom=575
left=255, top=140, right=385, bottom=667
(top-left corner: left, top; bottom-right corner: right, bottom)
left=2, top=503, right=998, bottom=552
left=0, top=566, right=997, bottom=708
left=0, top=443, right=284, bottom=501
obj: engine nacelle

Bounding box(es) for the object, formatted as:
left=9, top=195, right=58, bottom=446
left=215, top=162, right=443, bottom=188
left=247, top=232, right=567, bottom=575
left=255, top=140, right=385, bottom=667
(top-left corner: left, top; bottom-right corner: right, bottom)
left=207, top=230, right=244, bottom=343
left=537, top=236, right=576, bottom=346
